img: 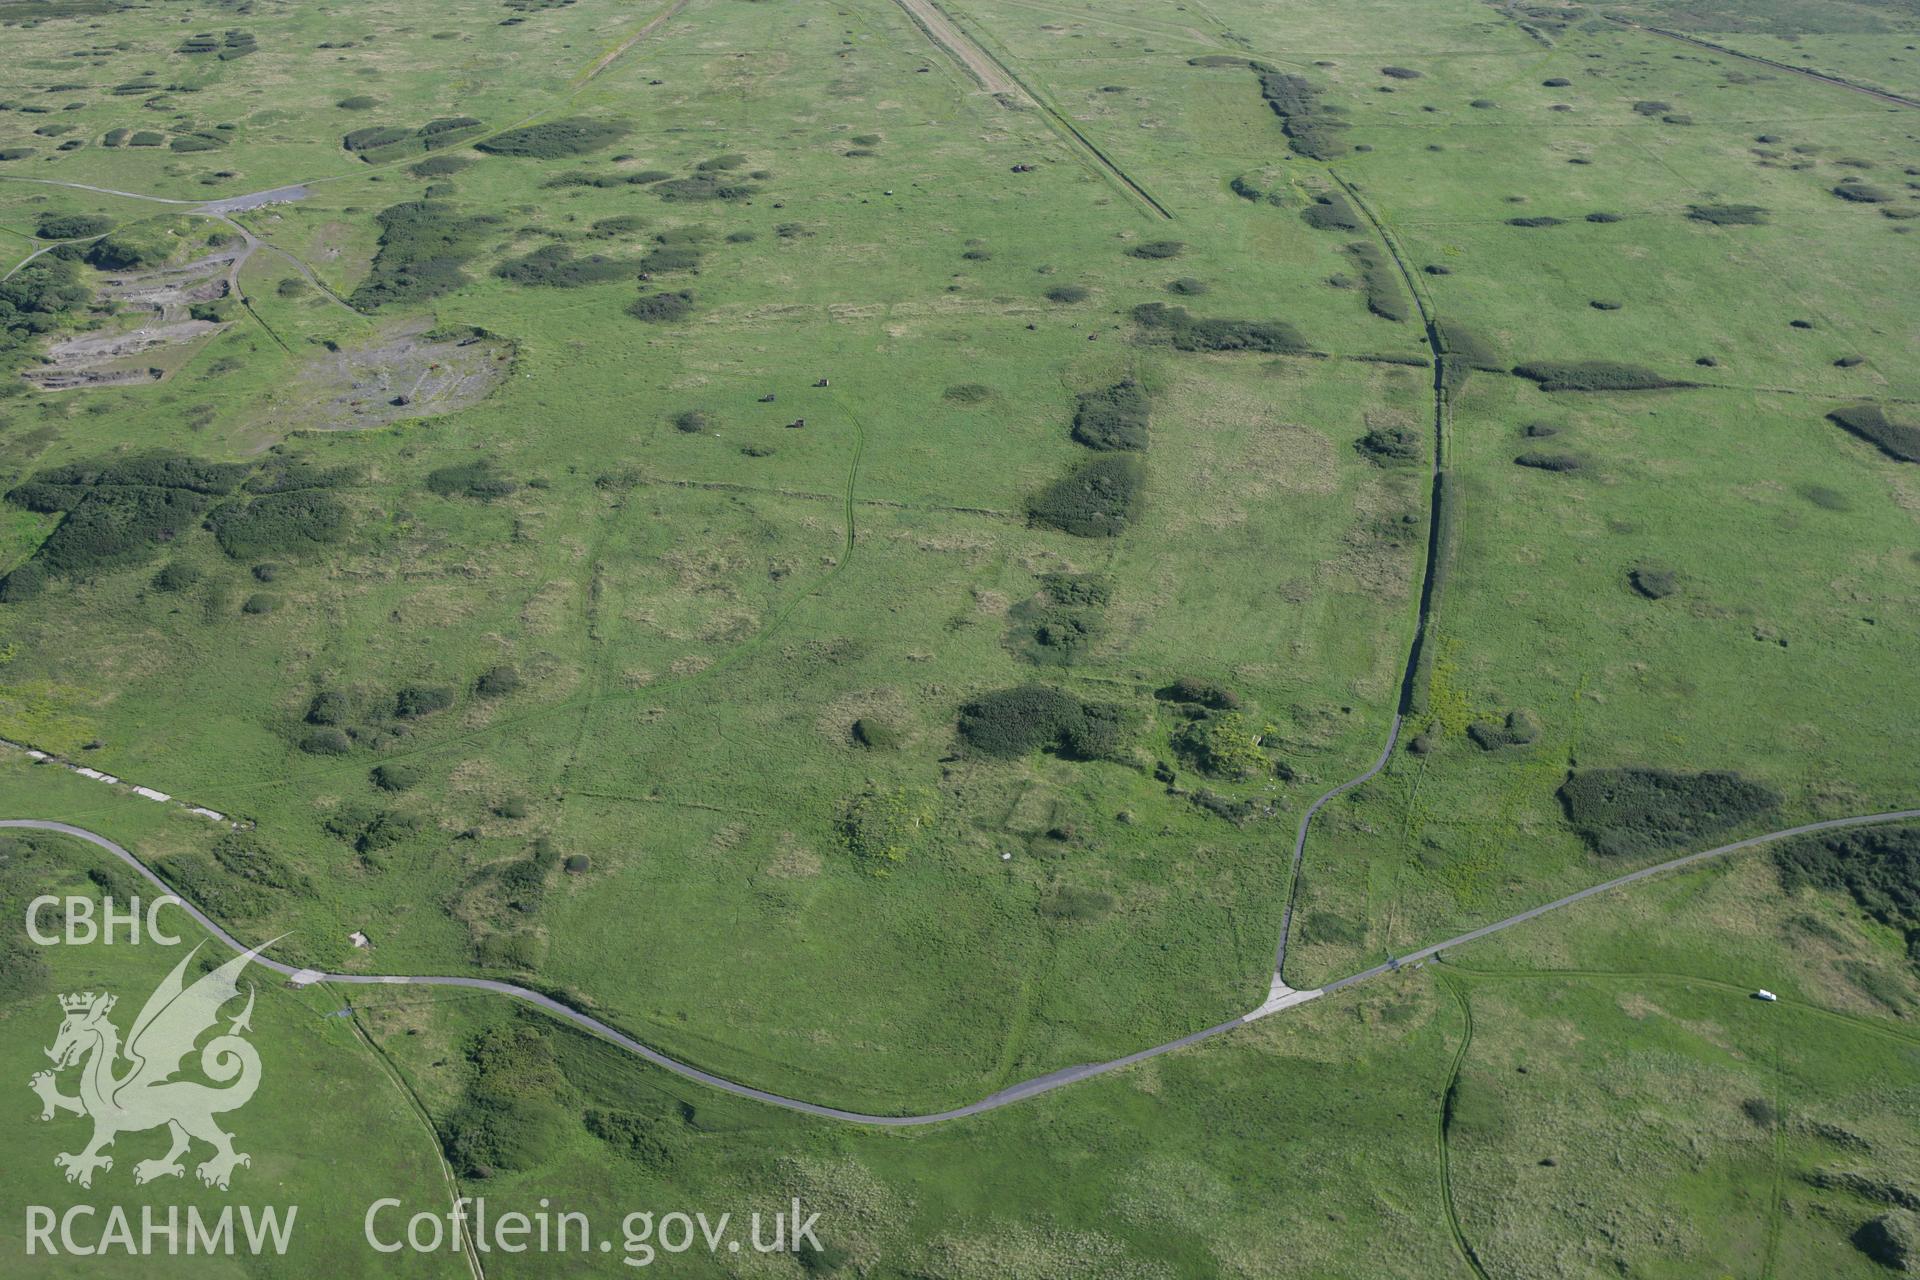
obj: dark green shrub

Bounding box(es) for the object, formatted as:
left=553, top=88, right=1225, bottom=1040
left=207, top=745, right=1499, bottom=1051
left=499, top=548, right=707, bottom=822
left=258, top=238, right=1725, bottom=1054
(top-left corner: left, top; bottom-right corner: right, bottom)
left=1131, top=303, right=1307, bottom=354
left=564, top=853, right=589, bottom=874
left=1008, top=574, right=1109, bottom=667
left=958, top=685, right=1128, bottom=761
left=639, top=245, right=700, bottom=274
left=1358, top=425, right=1424, bottom=465
left=1174, top=710, right=1266, bottom=779
left=1029, top=454, right=1144, bottom=537
left=1827, top=404, right=1920, bottom=463
left=241, top=592, right=277, bottom=615
left=476, top=665, right=521, bottom=697
left=1586, top=211, right=1622, bottom=223
left=851, top=717, right=900, bottom=749
left=943, top=383, right=992, bottom=403
left=1629, top=565, right=1677, bottom=599
left=151, top=562, right=201, bottom=592
left=584, top=1109, right=674, bottom=1167
left=1512, top=361, right=1692, bottom=392
left=207, top=490, right=348, bottom=559
left=349, top=202, right=499, bottom=310
left=494, top=244, right=639, bottom=287
left=299, top=728, right=352, bottom=755
left=0, top=563, right=46, bottom=602
left=1256, top=71, right=1350, bottom=159
left=1191, top=790, right=1256, bottom=824
left=671, top=409, right=711, bottom=434
left=1040, top=885, right=1114, bottom=921
left=343, top=125, right=412, bottom=153
left=1301, top=193, right=1362, bottom=231
left=1514, top=452, right=1584, bottom=472
left=1071, top=380, right=1149, bottom=452
left=1157, top=676, right=1239, bottom=710
left=1776, top=825, right=1920, bottom=952
left=651, top=174, right=757, bottom=202
left=1506, top=216, right=1563, bottom=228
left=84, top=236, right=165, bottom=270
left=1128, top=240, right=1185, bottom=260
left=839, top=785, right=936, bottom=871
left=395, top=684, right=454, bottom=717
left=1381, top=66, right=1421, bottom=79
left=476, top=118, right=627, bottom=158
left=35, top=212, right=112, bottom=239
left=410, top=154, right=472, bottom=178
left=1040, top=572, right=1111, bottom=608
left=627, top=290, right=694, bottom=322
left=1686, top=204, right=1768, bottom=225
left=1558, top=767, right=1779, bottom=857
left=372, top=762, right=421, bottom=792
left=589, top=215, right=648, bottom=239
left=1345, top=241, right=1409, bottom=321
left=1046, top=284, right=1090, bottom=303
left=306, top=691, right=349, bottom=725
left=1168, top=277, right=1208, bottom=295
left=1852, top=1212, right=1918, bottom=1272
left=1832, top=182, right=1893, bottom=203
left=337, top=96, right=378, bottom=110
left=426, top=461, right=518, bottom=500
left=1466, top=709, right=1538, bottom=750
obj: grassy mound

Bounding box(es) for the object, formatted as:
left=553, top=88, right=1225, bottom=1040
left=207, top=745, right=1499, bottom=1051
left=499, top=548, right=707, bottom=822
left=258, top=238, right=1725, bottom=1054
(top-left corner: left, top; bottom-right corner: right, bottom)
left=1071, top=380, right=1150, bottom=452
left=1029, top=455, right=1144, bottom=537
left=1827, top=404, right=1920, bottom=463
left=1558, top=767, right=1780, bottom=857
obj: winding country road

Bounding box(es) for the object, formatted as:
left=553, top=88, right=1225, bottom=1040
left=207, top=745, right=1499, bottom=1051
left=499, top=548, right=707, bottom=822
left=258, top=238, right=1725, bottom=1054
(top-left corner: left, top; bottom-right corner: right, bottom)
left=9, top=806, right=1916, bottom=1124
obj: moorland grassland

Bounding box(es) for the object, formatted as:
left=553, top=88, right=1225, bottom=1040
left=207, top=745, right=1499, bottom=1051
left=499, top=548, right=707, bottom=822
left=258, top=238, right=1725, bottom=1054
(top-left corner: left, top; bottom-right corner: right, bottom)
left=0, top=0, right=1916, bottom=1272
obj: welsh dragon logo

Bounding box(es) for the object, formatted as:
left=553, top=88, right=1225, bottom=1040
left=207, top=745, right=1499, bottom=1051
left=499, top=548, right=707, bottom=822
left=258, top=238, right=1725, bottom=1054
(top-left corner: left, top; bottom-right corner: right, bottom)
left=30, top=941, right=269, bottom=1190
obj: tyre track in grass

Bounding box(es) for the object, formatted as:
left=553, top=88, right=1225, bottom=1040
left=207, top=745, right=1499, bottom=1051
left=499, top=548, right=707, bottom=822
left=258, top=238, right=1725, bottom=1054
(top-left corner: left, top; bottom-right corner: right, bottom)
left=890, top=0, right=1174, bottom=219
left=1436, top=973, right=1493, bottom=1280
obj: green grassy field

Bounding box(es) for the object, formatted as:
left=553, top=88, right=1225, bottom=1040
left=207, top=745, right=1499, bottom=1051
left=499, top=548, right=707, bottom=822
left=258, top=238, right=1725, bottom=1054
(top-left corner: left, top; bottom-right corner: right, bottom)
left=0, top=0, right=1916, bottom=1271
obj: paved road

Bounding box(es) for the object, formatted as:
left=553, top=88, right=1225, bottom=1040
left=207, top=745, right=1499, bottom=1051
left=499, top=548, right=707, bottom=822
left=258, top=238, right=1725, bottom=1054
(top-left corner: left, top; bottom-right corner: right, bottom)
left=9, top=807, right=1917, bottom=1124
left=1321, top=807, right=1920, bottom=993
